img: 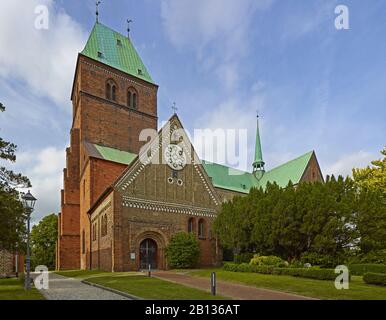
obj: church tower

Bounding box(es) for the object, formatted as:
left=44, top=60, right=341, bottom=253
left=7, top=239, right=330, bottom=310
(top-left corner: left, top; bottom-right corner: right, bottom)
left=252, top=114, right=265, bottom=180
left=57, top=21, right=158, bottom=270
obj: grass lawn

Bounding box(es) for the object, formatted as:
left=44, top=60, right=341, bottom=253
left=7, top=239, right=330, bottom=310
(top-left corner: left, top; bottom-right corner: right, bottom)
left=55, top=270, right=227, bottom=300
left=188, top=269, right=386, bottom=300
left=0, top=278, right=44, bottom=300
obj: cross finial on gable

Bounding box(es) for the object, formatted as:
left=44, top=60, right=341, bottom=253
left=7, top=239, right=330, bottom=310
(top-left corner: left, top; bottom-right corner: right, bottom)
left=127, top=19, right=133, bottom=38
left=172, top=102, right=178, bottom=114
left=96, top=1, right=101, bottom=23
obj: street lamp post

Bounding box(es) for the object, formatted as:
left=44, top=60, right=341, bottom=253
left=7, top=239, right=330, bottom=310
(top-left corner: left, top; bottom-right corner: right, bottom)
left=21, top=191, right=37, bottom=290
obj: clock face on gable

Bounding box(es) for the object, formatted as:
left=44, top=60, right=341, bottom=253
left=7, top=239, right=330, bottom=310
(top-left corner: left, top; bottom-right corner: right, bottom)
left=164, top=144, right=187, bottom=170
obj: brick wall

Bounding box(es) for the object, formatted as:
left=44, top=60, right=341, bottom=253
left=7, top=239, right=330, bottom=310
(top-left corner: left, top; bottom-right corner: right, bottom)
left=58, top=52, right=158, bottom=270
left=80, top=159, right=126, bottom=269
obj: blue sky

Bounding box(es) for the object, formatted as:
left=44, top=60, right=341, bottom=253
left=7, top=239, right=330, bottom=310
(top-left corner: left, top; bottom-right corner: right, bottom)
left=0, top=0, right=385, bottom=222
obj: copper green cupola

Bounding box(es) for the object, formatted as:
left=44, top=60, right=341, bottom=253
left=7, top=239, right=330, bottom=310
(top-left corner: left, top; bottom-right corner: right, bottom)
left=253, top=114, right=265, bottom=179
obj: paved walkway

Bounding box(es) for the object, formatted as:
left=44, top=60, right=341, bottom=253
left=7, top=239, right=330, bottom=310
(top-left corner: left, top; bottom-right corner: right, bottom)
left=34, top=273, right=130, bottom=300
left=153, top=271, right=315, bottom=300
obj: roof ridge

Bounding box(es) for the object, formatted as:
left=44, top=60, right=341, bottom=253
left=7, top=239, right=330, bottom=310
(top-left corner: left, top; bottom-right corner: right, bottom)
left=265, top=150, right=313, bottom=173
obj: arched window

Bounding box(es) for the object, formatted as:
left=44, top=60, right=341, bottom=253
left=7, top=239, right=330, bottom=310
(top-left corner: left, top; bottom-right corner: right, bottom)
left=106, top=83, right=111, bottom=100
left=127, top=91, right=132, bottom=107
left=188, top=218, right=194, bottom=233
left=198, top=219, right=205, bottom=238
left=101, top=215, right=108, bottom=237
left=132, top=93, right=137, bottom=109
left=127, top=88, right=138, bottom=109
left=106, top=80, right=117, bottom=101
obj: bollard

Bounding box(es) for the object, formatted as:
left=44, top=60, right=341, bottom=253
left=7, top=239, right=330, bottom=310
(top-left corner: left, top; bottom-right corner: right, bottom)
left=211, top=272, right=216, bottom=296
left=148, top=264, right=151, bottom=277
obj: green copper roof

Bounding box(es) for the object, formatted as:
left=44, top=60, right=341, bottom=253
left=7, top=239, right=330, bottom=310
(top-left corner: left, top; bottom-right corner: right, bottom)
left=202, top=161, right=258, bottom=194
left=202, top=151, right=314, bottom=193
left=81, top=22, right=154, bottom=84
left=94, top=144, right=137, bottom=165
left=253, top=116, right=265, bottom=169
left=258, top=151, right=314, bottom=188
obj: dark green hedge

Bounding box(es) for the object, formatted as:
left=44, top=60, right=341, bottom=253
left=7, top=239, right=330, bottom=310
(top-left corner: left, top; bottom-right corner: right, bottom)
left=233, top=252, right=254, bottom=264
left=349, top=264, right=386, bottom=276
left=223, top=262, right=341, bottom=281
left=363, top=273, right=386, bottom=286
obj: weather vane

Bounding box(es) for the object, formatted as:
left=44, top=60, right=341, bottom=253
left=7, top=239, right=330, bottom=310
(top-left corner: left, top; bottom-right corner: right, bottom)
left=127, top=19, right=133, bottom=38
left=172, top=102, right=178, bottom=114
left=96, top=1, right=101, bottom=23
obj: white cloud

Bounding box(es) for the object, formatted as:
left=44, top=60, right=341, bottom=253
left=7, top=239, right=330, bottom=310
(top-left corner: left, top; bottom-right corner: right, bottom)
left=324, top=150, right=375, bottom=178
left=161, top=0, right=274, bottom=89
left=0, top=0, right=87, bottom=108
left=193, top=91, right=265, bottom=172
left=161, top=0, right=272, bottom=50
left=12, top=146, right=65, bottom=223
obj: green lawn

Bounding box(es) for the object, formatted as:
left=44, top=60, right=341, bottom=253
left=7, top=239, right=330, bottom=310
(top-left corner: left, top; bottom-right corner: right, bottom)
left=56, top=270, right=227, bottom=300
left=0, top=278, right=44, bottom=300
left=188, top=269, right=386, bottom=300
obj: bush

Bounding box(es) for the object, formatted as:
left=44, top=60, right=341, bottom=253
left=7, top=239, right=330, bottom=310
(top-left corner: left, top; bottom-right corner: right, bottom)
left=166, top=232, right=200, bottom=268
left=300, top=252, right=343, bottom=268
left=359, top=250, right=386, bottom=264
left=234, top=252, right=254, bottom=264
left=363, top=273, right=386, bottom=286
left=250, top=255, right=288, bottom=267
left=349, top=264, right=386, bottom=276
left=223, top=262, right=340, bottom=281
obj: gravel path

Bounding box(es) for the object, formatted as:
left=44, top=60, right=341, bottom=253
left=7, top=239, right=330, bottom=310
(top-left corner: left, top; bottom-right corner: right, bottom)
left=153, top=271, right=315, bottom=300
left=34, top=273, right=130, bottom=300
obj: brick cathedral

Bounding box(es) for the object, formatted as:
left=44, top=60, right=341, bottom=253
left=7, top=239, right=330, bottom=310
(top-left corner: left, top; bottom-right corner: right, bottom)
left=56, top=22, right=323, bottom=271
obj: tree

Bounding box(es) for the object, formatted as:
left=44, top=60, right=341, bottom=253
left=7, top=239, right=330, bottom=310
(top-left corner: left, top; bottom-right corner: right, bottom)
left=30, top=214, right=58, bottom=270
left=214, top=174, right=376, bottom=266
left=0, top=186, right=26, bottom=251
left=166, top=232, right=200, bottom=268
left=353, top=147, right=386, bottom=198
left=0, top=104, right=30, bottom=251
left=0, top=105, right=31, bottom=189
left=352, top=148, right=386, bottom=261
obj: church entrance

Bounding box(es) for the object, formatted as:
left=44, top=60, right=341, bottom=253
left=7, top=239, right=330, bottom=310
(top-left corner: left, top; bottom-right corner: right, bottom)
left=139, top=238, right=157, bottom=270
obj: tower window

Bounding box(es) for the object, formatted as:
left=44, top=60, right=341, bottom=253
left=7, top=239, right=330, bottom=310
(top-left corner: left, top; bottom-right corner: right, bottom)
left=106, top=80, right=117, bottom=102
left=127, top=88, right=138, bottom=109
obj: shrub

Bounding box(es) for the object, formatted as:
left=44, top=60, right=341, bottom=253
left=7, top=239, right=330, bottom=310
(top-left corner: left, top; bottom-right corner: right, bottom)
left=359, top=250, right=386, bottom=264
left=250, top=255, right=288, bottom=267
left=349, top=264, right=386, bottom=276
left=300, top=252, right=342, bottom=268
left=223, top=262, right=340, bottom=281
left=363, top=273, right=386, bottom=286
left=234, top=252, right=254, bottom=264
left=166, top=232, right=200, bottom=268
